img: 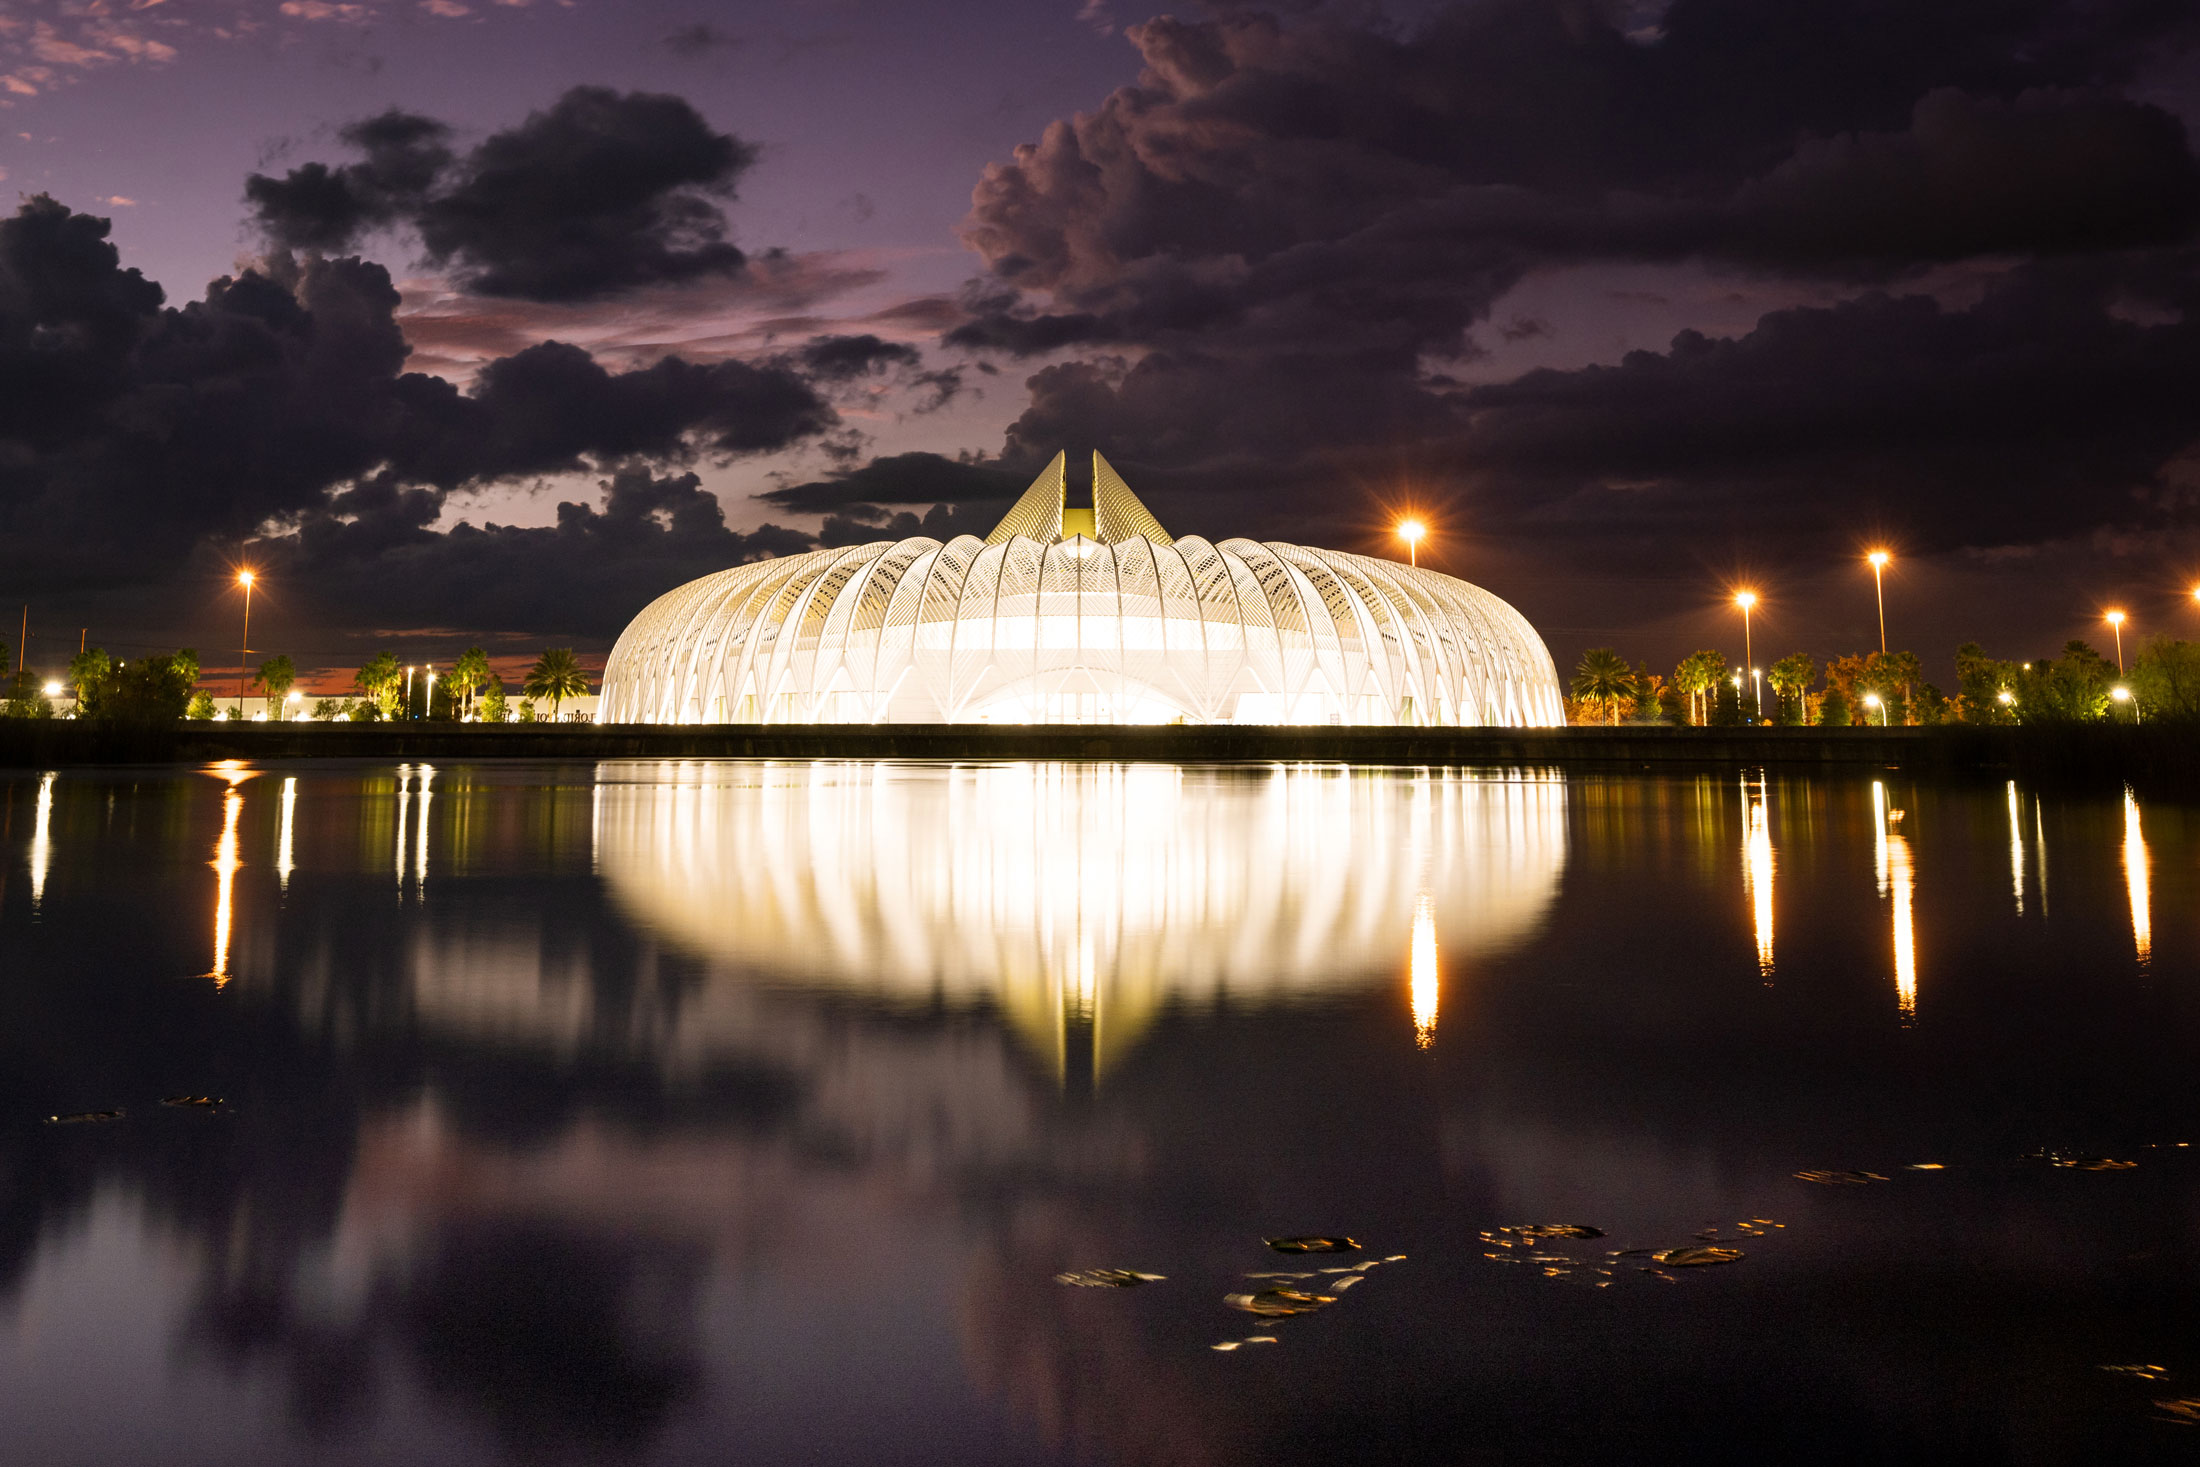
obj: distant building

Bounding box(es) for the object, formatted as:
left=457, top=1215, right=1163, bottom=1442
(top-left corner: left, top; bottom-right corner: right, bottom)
left=597, top=452, right=1563, bottom=726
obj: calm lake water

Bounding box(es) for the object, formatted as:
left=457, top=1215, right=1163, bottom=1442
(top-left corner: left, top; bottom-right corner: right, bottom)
left=2, top=758, right=2198, bottom=1465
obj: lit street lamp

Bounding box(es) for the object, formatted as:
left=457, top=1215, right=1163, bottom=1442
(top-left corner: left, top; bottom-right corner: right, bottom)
left=1397, top=519, right=1425, bottom=569
left=1866, top=551, right=1890, bottom=656
left=426, top=666, right=437, bottom=719
left=2112, top=684, right=2138, bottom=722
left=1863, top=692, right=1887, bottom=727
left=2105, top=610, right=2127, bottom=672
left=234, top=570, right=255, bottom=717
left=1734, top=591, right=1757, bottom=716
left=1751, top=667, right=1763, bottom=724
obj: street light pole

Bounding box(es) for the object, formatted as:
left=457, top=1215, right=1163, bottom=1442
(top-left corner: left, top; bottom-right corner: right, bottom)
left=2106, top=610, right=2126, bottom=673
left=1867, top=551, right=1890, bottom=656
left=1734, top=591, right=1757, bottom=717
left=1397, top=519, right=1425, bottom=568
left=235, top=571, right=255, bottom=717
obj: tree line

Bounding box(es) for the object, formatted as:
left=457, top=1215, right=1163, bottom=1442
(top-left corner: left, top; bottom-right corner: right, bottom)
left=1568, top=639, right=2200, bottom=726
left=0, top=644, right=594, bottom=724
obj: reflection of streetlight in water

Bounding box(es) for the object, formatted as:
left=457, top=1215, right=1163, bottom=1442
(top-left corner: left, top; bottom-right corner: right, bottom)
left=29, top=771, right=54, bottom=909
left=1742, top=776, right=1774, bottom=980
left=202, top=761, right=259, bottom=987
left=1410, top=893, right=1438, bottom=1048
left=1873, top=781, right=1915, bottom=1020
left=2124, top=787, right=2151, bottom=965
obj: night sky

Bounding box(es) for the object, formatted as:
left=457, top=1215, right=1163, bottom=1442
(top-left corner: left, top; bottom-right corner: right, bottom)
left=5, top=0, right=2199, bottom=689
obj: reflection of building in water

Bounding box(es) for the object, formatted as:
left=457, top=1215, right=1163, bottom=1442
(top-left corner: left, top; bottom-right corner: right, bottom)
left=2123, top=787, right=2151, bottom=964
left=593, top=761, right=1567, bottom=1078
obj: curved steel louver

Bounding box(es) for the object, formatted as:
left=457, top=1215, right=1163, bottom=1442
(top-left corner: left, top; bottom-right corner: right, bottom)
left=597, top=454, right=1564, bottom=725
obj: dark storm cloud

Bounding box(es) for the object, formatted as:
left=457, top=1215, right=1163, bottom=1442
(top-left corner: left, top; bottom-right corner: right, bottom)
left=1453, top=257, right=2200, bottom=556
left=795, top=333, right=922, bottom=382
left=920, top=0, right=2200, bottom=570
left=252, top=468, right=816, bottom=639
left=815, top=500, right=1002, bottom=548
left=0, top=195, right=833, bottom=620
left=760, top=451, right=1027, bottom=514
left=244, top=110, right=454, bottom=252
left=247, top=87, right=758, bottom=301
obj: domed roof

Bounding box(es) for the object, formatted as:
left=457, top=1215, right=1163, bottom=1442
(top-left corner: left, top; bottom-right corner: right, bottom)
left=598, top=452, right=1563, bottom=726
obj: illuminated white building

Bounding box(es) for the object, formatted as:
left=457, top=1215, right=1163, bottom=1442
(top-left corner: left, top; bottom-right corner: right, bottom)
left=597, top=452, right=1563, bottom=725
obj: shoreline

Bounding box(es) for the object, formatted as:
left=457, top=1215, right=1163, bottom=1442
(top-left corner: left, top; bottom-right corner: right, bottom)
left=1, top=721, right=2191, bottom=789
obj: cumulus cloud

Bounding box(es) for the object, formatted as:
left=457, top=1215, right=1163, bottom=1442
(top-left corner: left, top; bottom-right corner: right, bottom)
left=248, top=87, right=758, bottom=301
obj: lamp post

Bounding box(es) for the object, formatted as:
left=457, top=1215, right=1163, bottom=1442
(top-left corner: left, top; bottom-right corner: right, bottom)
left=425, top=666, right=436, bottom=721
left=406, top=665, right=416, bottom=719
left=2111, top=684, right=2134, bottom=721
left=1752, top=667, right=1764, bottom=724
left=1864, top=692, right=1886, bottom=727
left=1867, top=551, right=1890, bottom=656
left=1397, top=519, right=1425, bottom=569
left=2106, top=610, right=2126, bottom=673
left=234, top=570, right=255, bottom=717
left=1734, top=591, right=1756, bottom=713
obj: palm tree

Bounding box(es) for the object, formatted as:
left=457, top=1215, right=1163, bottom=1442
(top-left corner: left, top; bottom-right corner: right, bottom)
left=448, top=646, right=493, bottom=720
left=1571, top=647, right=1635, bottom=726
left=256, top=654, right=297, bottom=720
left=355, top=650, right=402, bottom=720
left=1673, top=650, right=1728, bottom=727
left=523, top=647, right=590, bottom=719
left=1767, top=652, right=1816, bottom=725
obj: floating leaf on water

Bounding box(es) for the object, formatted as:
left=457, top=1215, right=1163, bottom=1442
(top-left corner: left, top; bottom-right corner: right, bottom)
left=1212, top=1342, right=1241, bottom=1352
left=44, top=1109, right=124, bottom=1125
left=2102, top=1364, right=2170, bottom=1380
left=1055, top=1269, right=1166, bottom=1288
left=160, top=1095, right=223, bottom=1109
left=1385, top=1255, right=1407, bottom=1262
left=2152, top=1398, right=2200, bottom=1425
left=1610, top=1248, right=1655, bottom=1258
left=1264, top=1237, right=1359, bottom=1254
left=1905, top=1163, right=1946, bottom=1171
left=1225, top=1289, right=1336, bottom=1318
left=1330, top=1275, right=1365, bottom=1291
left=1244, top=1271, right=1317, bottom=1281
left=1244, top=1336, right=1279, bottom=1345
left=1651, top=1247, right=1744, bottom=1267
left=1794, top=1170, right=1890, bottom=1185
left=1500, top=1224, right=1605, bottom=1241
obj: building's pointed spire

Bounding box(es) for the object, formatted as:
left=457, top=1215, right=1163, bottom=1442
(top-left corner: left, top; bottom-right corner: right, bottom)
left=984, top=451, right=1067, bottom=545
left=1093, top=451, right=1173, bottom=545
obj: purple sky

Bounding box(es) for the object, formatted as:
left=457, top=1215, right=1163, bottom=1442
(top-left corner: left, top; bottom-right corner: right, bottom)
left=5, top=1, right=2200, bottom=688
